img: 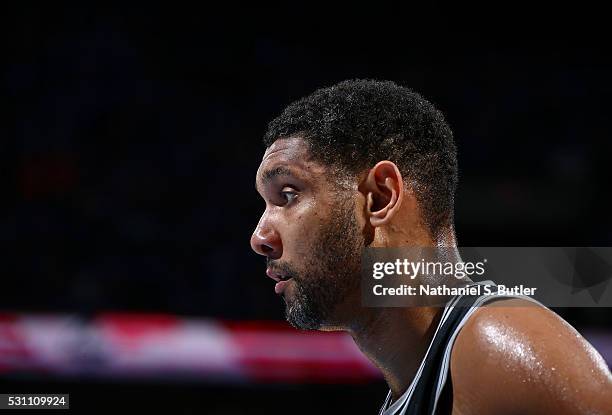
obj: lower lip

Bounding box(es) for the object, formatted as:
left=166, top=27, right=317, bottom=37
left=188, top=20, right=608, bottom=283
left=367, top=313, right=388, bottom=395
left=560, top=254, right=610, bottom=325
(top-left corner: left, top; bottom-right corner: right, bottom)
left=275, top=279, right=292, bottom=294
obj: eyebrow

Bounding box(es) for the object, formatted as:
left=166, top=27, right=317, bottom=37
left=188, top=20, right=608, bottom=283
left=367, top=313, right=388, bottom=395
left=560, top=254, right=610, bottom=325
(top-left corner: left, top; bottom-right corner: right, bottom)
left=256, top=165, right=298, bottom=194
left=262, top=166, right=295, bottom=183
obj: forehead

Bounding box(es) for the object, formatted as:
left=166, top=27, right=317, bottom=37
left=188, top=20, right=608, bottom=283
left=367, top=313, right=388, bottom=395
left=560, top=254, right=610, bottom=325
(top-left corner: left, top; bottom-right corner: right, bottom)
left=262, top=136, right=310, bottom=164
left=256, top=136, right=324, bottom=182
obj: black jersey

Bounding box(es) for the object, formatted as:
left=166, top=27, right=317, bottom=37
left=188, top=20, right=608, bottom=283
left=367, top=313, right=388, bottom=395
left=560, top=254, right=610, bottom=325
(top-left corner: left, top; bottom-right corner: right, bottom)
left=378, top=281, right=540, bottom=415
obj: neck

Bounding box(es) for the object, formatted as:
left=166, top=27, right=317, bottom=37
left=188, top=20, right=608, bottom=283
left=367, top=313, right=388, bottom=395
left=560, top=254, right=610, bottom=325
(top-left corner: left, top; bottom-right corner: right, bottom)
left=434, top=225, right=458, bottom=248
left=347, top=304, right=443, bottom=400
left=347, top=228, right=460, bottom=400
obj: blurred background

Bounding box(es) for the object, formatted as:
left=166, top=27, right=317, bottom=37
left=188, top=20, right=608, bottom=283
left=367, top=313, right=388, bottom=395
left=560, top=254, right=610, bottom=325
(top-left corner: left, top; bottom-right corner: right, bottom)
left=3, top=3, right=611, bottom=414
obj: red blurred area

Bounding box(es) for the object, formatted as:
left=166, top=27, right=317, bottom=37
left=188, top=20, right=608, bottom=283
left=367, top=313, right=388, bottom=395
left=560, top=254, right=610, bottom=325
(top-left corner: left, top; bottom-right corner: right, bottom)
left=0, top=313, right=379, bottom=383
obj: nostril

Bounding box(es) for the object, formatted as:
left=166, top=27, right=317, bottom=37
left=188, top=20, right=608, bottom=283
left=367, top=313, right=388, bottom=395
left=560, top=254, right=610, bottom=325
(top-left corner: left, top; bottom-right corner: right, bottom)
left=250, top=225, right=282, bottom=258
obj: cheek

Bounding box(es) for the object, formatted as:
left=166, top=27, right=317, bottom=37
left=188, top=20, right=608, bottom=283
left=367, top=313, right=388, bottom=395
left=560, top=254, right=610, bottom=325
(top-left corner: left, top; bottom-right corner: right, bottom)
left=283, top=203, right=327, bottom=254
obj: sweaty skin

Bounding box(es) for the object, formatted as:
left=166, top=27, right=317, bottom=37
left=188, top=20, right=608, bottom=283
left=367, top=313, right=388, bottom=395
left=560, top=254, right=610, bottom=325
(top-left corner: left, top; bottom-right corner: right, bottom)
left=451, top=298, right=612, bottom=414
left=251, top=136, right=612, bottom=414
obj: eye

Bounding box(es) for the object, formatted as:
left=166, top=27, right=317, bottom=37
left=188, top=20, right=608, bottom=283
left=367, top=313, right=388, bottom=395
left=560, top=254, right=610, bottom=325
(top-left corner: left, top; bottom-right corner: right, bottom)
left=280, top=186, right=298, bottom=204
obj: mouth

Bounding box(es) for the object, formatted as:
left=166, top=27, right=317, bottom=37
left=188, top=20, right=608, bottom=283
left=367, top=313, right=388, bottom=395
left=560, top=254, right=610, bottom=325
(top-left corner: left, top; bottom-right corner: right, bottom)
left=266, top=268, right=294, bottom=295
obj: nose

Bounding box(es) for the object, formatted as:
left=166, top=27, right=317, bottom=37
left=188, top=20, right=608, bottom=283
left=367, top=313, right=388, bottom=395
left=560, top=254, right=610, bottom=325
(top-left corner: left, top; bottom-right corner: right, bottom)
left=250, top=216, right=282, bottom=259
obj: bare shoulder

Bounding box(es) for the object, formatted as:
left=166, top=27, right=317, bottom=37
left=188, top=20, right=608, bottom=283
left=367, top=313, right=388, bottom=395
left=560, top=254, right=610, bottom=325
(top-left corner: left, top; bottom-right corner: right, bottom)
left=449, top=298, right=612, bottom=415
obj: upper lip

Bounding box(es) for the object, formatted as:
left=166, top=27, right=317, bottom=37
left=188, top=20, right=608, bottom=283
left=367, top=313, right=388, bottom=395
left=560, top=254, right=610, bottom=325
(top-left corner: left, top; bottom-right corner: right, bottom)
left=266, top=268, right=291, bottom=282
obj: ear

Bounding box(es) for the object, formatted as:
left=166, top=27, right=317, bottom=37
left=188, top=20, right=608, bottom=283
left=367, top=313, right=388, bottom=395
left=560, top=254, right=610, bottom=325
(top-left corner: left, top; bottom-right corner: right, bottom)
left=360, top=161, right=404, bottom=227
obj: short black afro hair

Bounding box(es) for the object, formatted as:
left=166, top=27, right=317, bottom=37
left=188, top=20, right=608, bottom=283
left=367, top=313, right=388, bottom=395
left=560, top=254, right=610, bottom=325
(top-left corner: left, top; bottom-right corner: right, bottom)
left=263, top=79, right=458, bottom=235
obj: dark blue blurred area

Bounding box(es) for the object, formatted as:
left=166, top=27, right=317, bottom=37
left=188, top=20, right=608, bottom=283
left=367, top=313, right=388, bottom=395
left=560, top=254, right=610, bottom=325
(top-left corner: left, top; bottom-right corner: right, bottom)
left=4, top=4, right=611, bottom=329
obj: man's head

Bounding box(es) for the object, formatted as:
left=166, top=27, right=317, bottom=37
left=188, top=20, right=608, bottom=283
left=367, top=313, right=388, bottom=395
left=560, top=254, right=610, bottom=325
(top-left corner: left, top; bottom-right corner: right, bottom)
left=250, top=79, right=458, bottom=330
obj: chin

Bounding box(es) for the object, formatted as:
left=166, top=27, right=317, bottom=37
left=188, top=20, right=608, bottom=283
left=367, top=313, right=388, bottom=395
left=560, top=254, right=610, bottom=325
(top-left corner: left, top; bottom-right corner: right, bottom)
left=285, top=302, right=322, bottom=331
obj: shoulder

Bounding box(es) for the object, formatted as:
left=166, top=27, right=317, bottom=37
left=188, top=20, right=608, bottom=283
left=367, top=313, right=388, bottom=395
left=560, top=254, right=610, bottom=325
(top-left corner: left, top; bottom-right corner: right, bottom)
left=449, top=297, right=612, bottom=414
